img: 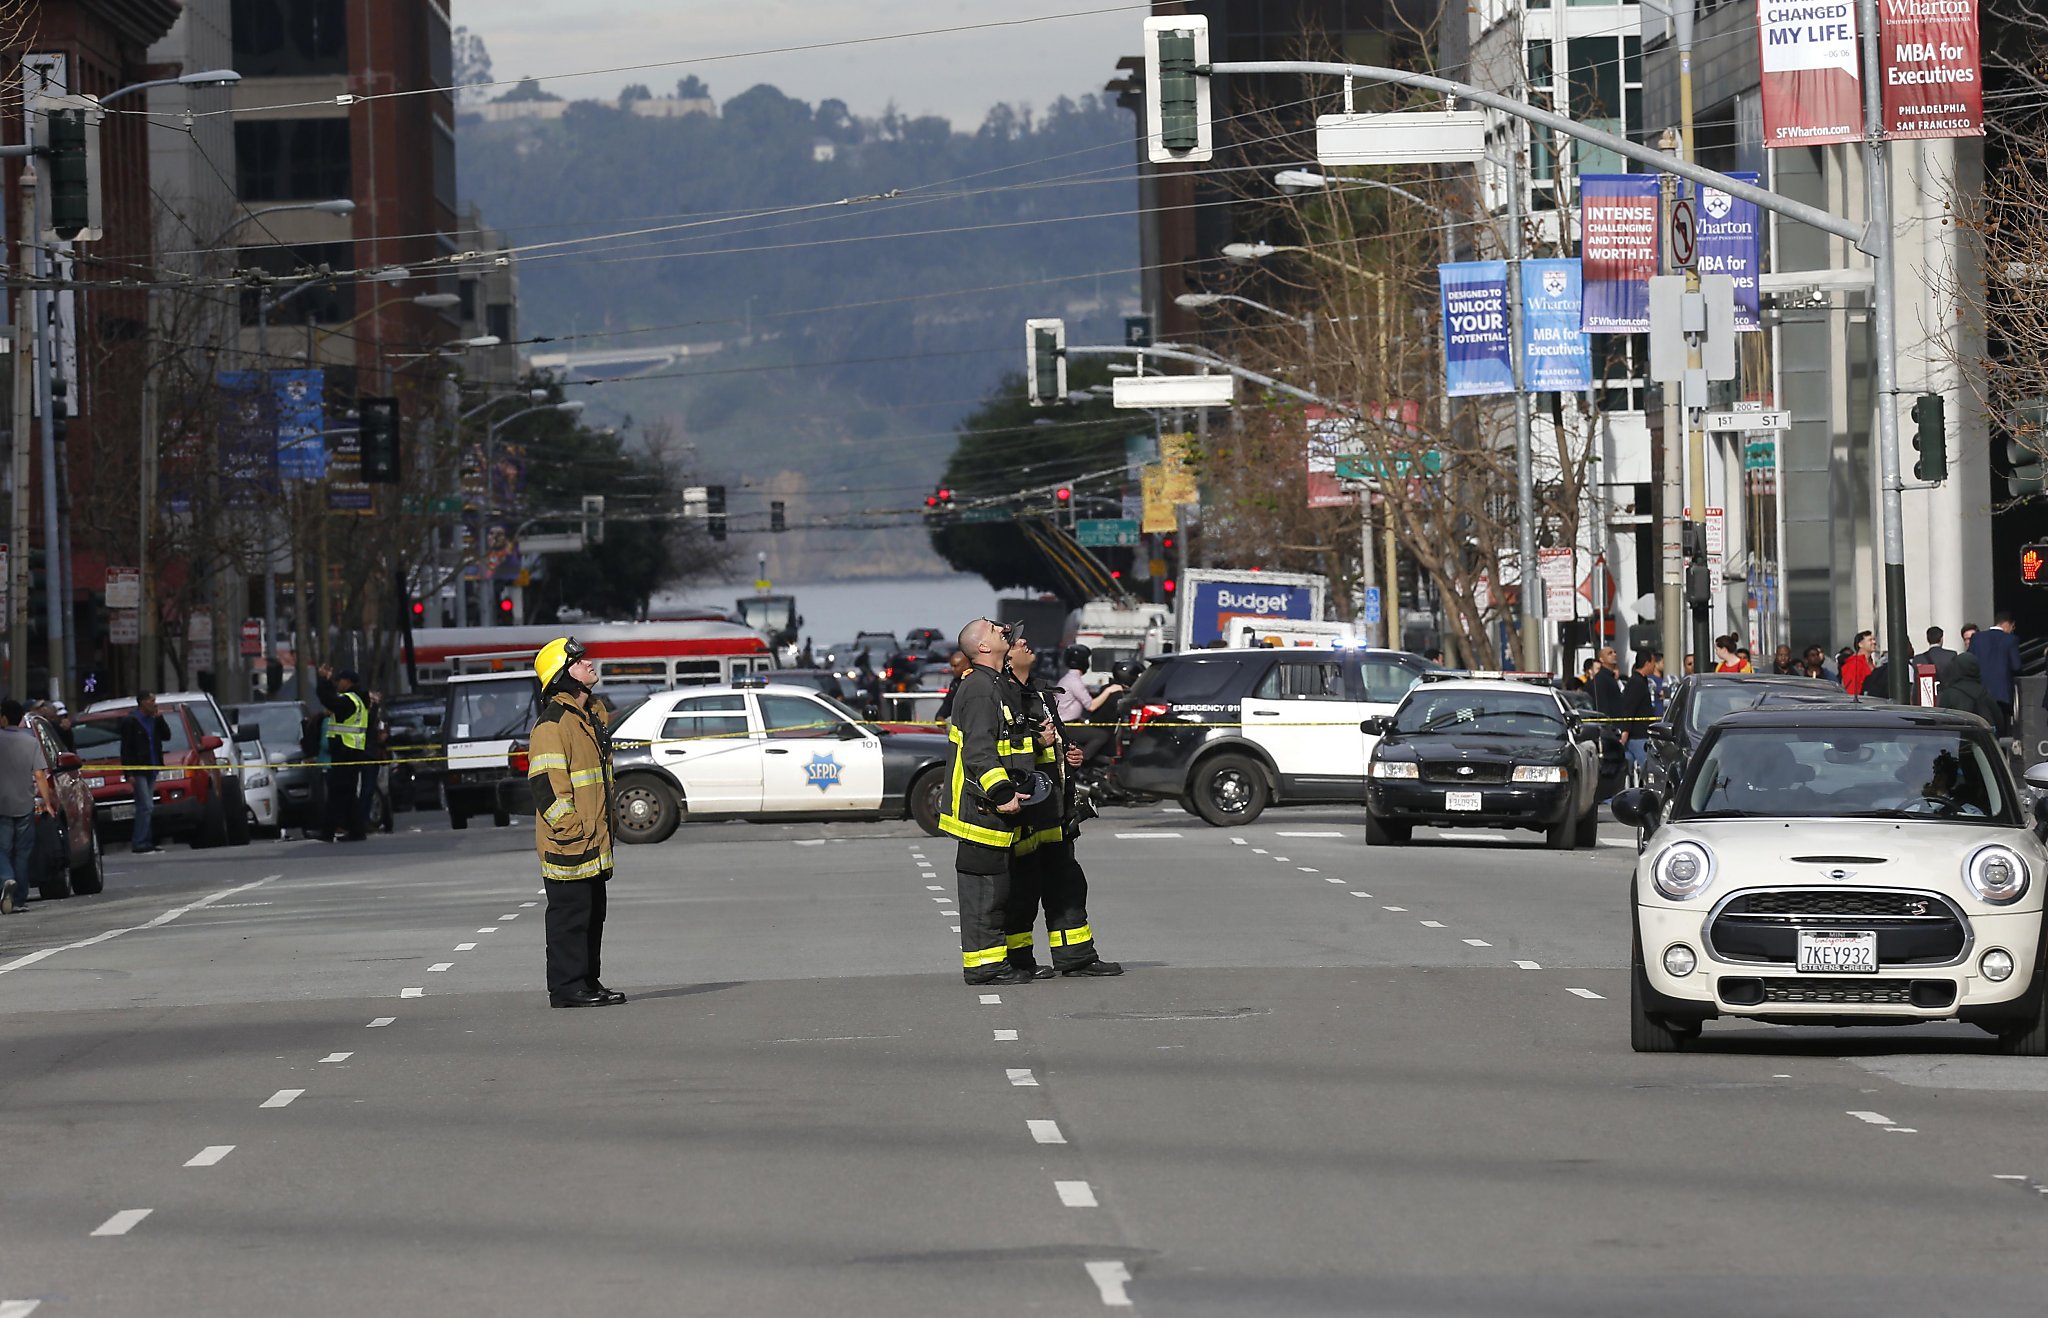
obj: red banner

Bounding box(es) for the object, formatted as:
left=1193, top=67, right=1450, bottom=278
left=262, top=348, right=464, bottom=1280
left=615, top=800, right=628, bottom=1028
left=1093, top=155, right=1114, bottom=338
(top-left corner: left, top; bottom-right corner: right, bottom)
left=1758, top=0, right=1864, bottom=148
left=1880, top=0, right=1982, bottom=138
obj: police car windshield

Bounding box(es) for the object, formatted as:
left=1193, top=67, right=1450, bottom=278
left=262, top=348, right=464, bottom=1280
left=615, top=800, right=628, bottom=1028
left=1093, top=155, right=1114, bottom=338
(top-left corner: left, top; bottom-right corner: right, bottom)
left=1394, top=689, right=1567, bottom=737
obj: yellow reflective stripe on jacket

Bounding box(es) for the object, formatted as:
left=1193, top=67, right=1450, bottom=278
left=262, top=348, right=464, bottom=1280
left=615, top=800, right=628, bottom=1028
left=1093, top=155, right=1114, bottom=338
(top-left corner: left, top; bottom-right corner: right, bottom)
left=541, top=850, right=613, bottom=880
left=1048, top=924, right=1092, bottom=948
left=568, top=767, right=606, bottom=787
left=940, top=814, right=1018, bottom=847
left=1004, top=932, right=1035, bottom=951
left=962, top=945, right=1009, bottom=969
left=541, top=798, right=573, bottom=825
left=1037, top=745, right=1058, bottom=763
left=530, top=753, right=568, bottom=771
left=1030, top=825, right=1063, bottom=847
left=323, top=692, right=368, bottom=751
left=977, top=766, right=1010, bottom=793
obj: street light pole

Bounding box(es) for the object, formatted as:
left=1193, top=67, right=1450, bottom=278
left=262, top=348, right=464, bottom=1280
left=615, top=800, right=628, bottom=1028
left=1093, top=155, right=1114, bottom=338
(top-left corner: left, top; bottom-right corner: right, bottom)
left=1506, top=143, right=1540, bottom=674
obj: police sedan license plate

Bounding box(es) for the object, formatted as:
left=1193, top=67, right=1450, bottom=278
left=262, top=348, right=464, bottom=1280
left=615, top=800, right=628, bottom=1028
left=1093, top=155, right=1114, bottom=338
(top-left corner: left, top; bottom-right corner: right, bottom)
left=1445, top=791, right=1483, bottom=812
left=1797, top=929, right=1878, bottom=974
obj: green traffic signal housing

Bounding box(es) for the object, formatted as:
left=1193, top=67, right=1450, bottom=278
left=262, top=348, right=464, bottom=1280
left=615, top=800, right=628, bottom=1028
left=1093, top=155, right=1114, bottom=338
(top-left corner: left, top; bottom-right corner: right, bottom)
left=1024, top=318, right=1066, bottom=407
left=1909, top=392, right=1946, bottom=484
left=37, top=93, right=104, bottom=242
left=1143, top=16, right=1213, bottom=163
left=2009, top=399, right=2048, bottom=499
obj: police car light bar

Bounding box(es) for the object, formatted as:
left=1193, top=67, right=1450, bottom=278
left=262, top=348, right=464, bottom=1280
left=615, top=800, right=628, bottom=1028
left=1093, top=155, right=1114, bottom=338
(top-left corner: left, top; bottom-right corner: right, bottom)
left=1418, top=669, right=1558, bottom=684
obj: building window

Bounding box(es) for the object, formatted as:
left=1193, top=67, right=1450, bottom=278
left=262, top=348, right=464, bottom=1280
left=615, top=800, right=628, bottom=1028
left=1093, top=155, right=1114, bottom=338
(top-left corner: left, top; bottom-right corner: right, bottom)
left=486, top=303, right=512, bottom=342
left=235, top=119, right=353, bottom=202
left=231, top=0, right=347, bottom=78
left=433, top=120, right=457, bottom=212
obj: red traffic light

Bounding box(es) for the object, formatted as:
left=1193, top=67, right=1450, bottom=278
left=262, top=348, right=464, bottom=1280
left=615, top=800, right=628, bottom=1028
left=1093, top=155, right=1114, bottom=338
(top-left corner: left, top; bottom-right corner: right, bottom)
left=925, top=495, right=939, bottom=509
left=411, top=600, right=426, bottom=617
left=498, top=597, right=514, bottom=614
left=1162, top=578, right=1176, bottom=593
left=1109, top=569, right=1121, bottom=579
left=2024, top=544, right=2048, bottom=586
left=1162, top=535, right=1175, bottom=550
left=938, top=488, right=952, bottom=501
left=1056, top=487, right=1072, bottom=502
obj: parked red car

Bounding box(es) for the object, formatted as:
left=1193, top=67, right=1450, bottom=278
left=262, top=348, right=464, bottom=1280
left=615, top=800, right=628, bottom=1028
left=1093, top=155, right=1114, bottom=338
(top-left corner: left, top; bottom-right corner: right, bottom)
left=21, top=712, right=103, bottom=899
left=73, top=704, right=245, bottom=849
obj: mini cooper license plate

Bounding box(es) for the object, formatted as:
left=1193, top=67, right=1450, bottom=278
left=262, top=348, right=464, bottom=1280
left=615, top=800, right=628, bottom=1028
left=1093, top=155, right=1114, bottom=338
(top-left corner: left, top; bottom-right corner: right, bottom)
left=1797, top=929, right=1878, bottom=974
left=1445, top=791, right=1483, bottom=812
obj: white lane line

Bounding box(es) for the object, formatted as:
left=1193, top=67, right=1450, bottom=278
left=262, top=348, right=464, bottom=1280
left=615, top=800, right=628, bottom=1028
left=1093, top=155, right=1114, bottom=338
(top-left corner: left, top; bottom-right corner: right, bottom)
left=1514, top=960, right=1542, bottom=970
left=184, top=1145, right=235, bottom=1167
left=498, top=913, right=519, bottom=920
left=950, top=926, right=961, bottom=933
left=427, top=962, right=454, bottom=973
left=1848, top=1110, right=1894, bottom=1125
left=1566, top=988, right=1605, bottom=1000
left=1383, top=905, right=1407, bottom=912
left=1463, top=939, right=1492, bottom=947
left=319, top=1051, right=353, bottom=1064
left=1113, top=832, right=1183, bottom=839
left=1274, top=856, right=1291, bottom=862
left=261, top=1089, right=305, bottom=1109
left=477, top=927, right=498, bottom=933
left=454, top=942, right=477, bottom=951
left=367, top=1016, right=395, bottom=1028
left=1230, top=836, right=1247, bottom=845
left=941, top=910, right=960, bottom=917
left=1278, top=830, right=1345, bottom=837
left=1301, top=868, right=1324, bottom=875
left=979, top=993, right=1002, bottom=1005
left=1084, top=1261, right=1134, bottom=1308
left=91, top=1209, right=151, bottom=1237
left=994, top=1029, right=1019, bottom=1041
left=1349, top=891, right=1373, bottom=898
left=1321, top=877, right=1344, bottom=884
left=1028, top=1119, right=1067, bottom=1144
left=0, top=874, right=280, bottom=977
left=0, top=1300, right=43, bottom=1317
left=1056, top=1180, right=1099, bottom=1207
left=1252, top=848, right=1269, bottom=855
left=519, top=901, right=537, bottom=908
left=931, top=896, right=953, bottom=903
left=1886, top=1127, right=1918, bottom=1134
left=926, top=885, right=945, bottom=891
left=793, top=839, right=826, bottom=847
left=1007, top=1068, right=1039, bottom=1087
left=1420, top=920, right=1447, bottom=928
left=400, top=987, right=424, bottom=999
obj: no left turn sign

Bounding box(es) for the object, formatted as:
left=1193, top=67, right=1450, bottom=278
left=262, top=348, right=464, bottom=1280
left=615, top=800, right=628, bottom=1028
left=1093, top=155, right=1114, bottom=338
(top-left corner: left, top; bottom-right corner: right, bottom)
left=1668, top=198, right=1698, bottom=270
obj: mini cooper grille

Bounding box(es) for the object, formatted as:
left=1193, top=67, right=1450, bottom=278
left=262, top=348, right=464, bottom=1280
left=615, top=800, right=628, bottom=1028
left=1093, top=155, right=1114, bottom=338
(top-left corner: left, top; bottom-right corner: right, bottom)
left=1755, top=978, right=1954, bottom=1007
left=1420, top=762, right=1511, bottom=785
left=1709, top=889, right=1967, bottom=967
left=1730, top=891, right=1939, bottom=918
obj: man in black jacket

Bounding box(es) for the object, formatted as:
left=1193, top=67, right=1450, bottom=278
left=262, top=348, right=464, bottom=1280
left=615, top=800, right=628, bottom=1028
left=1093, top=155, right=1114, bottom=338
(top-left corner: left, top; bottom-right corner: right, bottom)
left=315, top=665, right=372, bottom=842
left=118, top=693, right=173, bottom=854
left=1618, top=651, right=1662, bottom=773
left=940, top=619, right=1038, bottom=986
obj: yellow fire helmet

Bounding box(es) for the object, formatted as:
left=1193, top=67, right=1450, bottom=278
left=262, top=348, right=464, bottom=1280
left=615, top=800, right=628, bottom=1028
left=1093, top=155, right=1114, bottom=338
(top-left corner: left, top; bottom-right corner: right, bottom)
left=535, top=635, right=586, bottom=689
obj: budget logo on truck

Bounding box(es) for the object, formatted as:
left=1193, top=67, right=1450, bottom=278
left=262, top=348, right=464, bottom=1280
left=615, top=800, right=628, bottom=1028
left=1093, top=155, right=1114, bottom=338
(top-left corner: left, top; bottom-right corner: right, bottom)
left=1184, top=573, right=1322, bottom=648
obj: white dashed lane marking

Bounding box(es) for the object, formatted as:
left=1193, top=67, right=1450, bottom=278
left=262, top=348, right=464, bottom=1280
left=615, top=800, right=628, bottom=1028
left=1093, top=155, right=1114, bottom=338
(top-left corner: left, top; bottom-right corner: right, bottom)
left=1007, top=1068, right=1039, bottom=1087
left=1085, top=1260, right=1135, bottom=1307
left=1383, top=905, right=1407, bottom=912
left=519, top=901, right=537, bottom=908
left=1420, top=920, right=1446, bottom=928
left=931, top=896, right=952, bottom=903
left=183, top=1145, right=234, bottom=1167
left=926, top=885, right=945, bottom=891
left=994, top=1029, right=1018, bottom=1041
left=497, top=913, right=520, bottom=921
left=91, top=1209, right=152, bottom=1237
left=367, top=1017, right=395, bottom=1028
left=1848, top=1110, right=1894, bottom=1125
left=1566, top=988, right=1605, bottom=1000
left=400, top=987, right=424, bottom=999
left=950, top=925, right=961, bottom=933
left=1230, top=837, right=1247, bottom=845
left=1252, top=848, right=1268, bottom=855
left=477, top=927, right=498, bottom=933
left=979, top=993, right=1002, bottom=1005
left=1028, top=1119, right=1067, bottom=1144
left=1278, top=831, right=1344, bottom=837
left=454, top=942, right=477, bottom=951
left=0, top=1300, right=43, bottom=1317
left=1056, top=1180, right=1099, bottom=1207
left=1514, top=961, right=1541, bottom=970
left=1463, top=939, right=1492, bottom=947
left=1349, top=891, right=1372, bottom=898
left=319, top=1051, right=353, bottom=1063
left=261, top=1089, right=305, bottom=1109
left=428, top=963, right=454, bottom=972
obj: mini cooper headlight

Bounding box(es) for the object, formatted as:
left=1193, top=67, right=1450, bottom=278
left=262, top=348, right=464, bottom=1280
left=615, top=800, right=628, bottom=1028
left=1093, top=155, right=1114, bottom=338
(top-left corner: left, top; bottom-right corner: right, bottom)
left=1371, top=760, right=1419, bottom=780
left=1651, top=841, right=1715, bottom=900
left=1964, top=845, right=2030, bottom=906
left=1511, top=765, right=1566, bottom=783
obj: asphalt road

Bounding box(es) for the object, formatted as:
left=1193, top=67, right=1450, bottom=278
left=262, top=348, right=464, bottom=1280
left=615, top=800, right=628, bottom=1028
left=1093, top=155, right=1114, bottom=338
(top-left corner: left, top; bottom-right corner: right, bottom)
left=3, top=803, right=2045, bottom=1317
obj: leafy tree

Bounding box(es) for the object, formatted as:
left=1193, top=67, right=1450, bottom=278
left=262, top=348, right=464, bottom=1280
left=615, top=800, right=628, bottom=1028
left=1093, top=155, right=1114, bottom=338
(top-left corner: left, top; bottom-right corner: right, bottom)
left=452, top=27, right=493, bottom=104
left=619, top=83, right=652, bottom=103
left=676, top=75, right=711, bottom=101
left=496, top=77, right=558, bottom=103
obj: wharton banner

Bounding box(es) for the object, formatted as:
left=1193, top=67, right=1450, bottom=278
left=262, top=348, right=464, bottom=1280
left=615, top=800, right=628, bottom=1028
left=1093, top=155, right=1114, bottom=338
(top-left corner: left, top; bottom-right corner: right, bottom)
left=1880, top=0, right=1982, bottom=138
left=1579, top=175, right=1660, bottom=333
left=1696, top=171, right=1762, bottom=332
left=1520, top=259, right=1593, bottom=392
left=1759, top=0, right=1864, bottom=148
left=1438, top=260, right=1515, bottom=397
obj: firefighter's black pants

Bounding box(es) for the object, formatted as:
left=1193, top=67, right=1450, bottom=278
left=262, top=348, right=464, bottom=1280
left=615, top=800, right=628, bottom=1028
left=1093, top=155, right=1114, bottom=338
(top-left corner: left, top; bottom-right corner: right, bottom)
left=544, top=874, right=609, bottom=999
left=1008, top=835, right=1099, bottom=971
left=955, top=840, right=1012, bottom=983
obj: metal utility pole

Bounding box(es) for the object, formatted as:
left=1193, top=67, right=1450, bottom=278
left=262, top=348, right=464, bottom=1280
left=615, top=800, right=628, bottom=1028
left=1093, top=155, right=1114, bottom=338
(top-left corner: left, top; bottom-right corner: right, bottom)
left=1506, top=142, right=1539, bottom=674
left=1856, top=0, right=1911, bottom=703
left=1673, top=0, right=1712, bottom=679
left=1656, top=136, right=1685, bottom=670
left=139, top=288, right=161, bottom=691
left=31, top=150, right=64, bottom=703
left=9, top=166, right=33, bottom=701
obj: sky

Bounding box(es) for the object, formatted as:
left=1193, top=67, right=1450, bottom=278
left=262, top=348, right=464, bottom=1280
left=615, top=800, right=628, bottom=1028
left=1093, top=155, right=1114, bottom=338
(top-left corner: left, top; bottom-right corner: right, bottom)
left=472, top=1, right=1142, bottom=128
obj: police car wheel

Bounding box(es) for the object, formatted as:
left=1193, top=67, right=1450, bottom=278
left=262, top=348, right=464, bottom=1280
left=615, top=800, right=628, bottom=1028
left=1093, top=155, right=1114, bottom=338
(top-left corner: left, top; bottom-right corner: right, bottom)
left=909, top=768, right=945, bottom=838
left=613, top=774, right=681, bottom=845
left=1191, top=754, right=1268, bottom=827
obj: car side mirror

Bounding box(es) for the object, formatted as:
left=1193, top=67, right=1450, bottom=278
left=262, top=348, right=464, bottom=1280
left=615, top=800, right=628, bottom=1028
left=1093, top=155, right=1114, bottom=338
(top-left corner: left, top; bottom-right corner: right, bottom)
left=1610, top=788, right=1661, bottom=830
left=1360, top=716, right=1389, bottom=736
left=233, top=723, right=261, bottom=743
left=198, top=734, right=224, bottom=752
left=2025, top=763, right=2048, bottom=793
left=56, top=751, right=80, bottom=772
left=268, top=750, right=289, bottom=766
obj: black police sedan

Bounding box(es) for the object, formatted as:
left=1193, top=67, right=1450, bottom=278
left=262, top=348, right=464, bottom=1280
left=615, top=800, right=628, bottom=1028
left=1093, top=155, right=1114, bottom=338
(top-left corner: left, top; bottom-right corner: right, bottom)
left=1364, top=678, right=1603, bottom=849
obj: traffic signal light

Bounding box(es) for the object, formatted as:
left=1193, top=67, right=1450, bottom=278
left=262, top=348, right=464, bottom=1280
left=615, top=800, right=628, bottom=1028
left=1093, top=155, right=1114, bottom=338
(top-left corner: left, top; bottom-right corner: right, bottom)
left=1143, top=16, right=1213, bottom=163
left=1055, top=487, right=1072, bottom=504
left=498, top=594, right=514, bottom=616
left=1025, top=318, right=1065, bottom=407
left=2023, top=544, right=2048, bottom=588
left=581, top=494, right=605, bottom=545
left=411, top=600, right=426, bottom=621
left=2008, top=441, right=2046, bottom=500
left=707, top=484, right=727, bottom=541
left=1162, top=578, right=1176, bottom=594
left=38, top=94, right=103, bottom=242
left=360, top=396, right=401, bottom=482
left=1910, top=393, right=1946, bottom=483
left=771, top=500, right=787, bottom=533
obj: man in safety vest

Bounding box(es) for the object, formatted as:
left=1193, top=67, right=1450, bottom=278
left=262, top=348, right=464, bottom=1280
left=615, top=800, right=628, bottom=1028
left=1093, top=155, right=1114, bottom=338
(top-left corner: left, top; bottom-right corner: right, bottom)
left=528, top=636, right=624, bottom=1009
left=940, top=618, right=1041, bottom=986
left=315, top=664, right=371, bottom=842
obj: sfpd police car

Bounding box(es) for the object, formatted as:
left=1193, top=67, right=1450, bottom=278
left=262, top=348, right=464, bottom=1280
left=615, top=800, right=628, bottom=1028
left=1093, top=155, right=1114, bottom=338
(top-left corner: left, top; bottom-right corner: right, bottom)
left=1111, top=647, right=1437, bottom=825
left=606, top=680, right=953, bottom=841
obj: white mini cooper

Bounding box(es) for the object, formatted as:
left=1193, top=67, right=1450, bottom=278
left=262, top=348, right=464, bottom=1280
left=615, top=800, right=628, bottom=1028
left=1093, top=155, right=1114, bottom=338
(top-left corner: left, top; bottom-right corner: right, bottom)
left=1612, top=705, right=2048, bottom=1054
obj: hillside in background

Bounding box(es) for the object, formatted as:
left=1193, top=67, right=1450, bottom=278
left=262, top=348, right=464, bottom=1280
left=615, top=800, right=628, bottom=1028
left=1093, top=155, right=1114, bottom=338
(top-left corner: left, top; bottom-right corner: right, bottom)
left=457, top=85, right=1141, bottom=583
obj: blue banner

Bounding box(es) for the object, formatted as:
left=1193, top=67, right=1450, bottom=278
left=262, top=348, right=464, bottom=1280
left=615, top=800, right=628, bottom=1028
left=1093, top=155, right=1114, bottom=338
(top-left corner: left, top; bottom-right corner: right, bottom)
left=1520, top=259, right=1593, bottom=392
left=1696, top=171, right=1762, bottom=332
left=1579, top=174, right=1660, bottom=332
left=218, top=368, right=328, bottom=481
left=1439, top=260, right=1515, bottom=397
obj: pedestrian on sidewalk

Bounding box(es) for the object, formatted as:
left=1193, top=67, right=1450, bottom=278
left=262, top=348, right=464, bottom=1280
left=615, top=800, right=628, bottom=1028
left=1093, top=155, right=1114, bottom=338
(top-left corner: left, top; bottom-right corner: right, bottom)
left=315, top=665, right=371, bottom=842
left=0, top=699, right=55, bottom=914
left=529, top=637, right=624, bottom=1009
left=1968, top=613, right=2021, bottom=736
left=1936, top=652, right=2002, bottom=729
left=1839, top=632, right=1877, bottom=696
left=119, top=692, right=171, bottom=854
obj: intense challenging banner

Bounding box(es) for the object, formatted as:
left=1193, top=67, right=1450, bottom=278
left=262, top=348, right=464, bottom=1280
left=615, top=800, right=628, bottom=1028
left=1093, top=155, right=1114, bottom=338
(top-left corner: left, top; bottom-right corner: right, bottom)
left=1758, top=0, right=1864, bottom=147
left=1579, top=176, right=1660, bottom=333
left=1880, top=0, right=1982, bottom=138
left=1438, top=260, right=1514, bottom=396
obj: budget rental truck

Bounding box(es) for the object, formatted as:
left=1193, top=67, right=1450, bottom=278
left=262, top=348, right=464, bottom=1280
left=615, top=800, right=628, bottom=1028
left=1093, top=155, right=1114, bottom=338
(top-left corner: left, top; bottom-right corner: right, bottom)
left=1174, top=569, right=1329, bottom=652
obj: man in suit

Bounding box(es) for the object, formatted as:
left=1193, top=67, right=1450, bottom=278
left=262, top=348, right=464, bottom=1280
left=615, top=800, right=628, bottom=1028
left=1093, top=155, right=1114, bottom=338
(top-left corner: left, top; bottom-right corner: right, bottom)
left=1968, top=613, right=2022, bottom=736
left=1913, top=626, right=1958, bottom=685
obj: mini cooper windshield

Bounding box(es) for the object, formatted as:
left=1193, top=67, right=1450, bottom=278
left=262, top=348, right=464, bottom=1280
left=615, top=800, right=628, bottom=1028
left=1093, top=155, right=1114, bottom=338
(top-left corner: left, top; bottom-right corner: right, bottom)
left=1393, top=690, right=1567, bottom=738
left=1680, top=727, right=2016, bottom=824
